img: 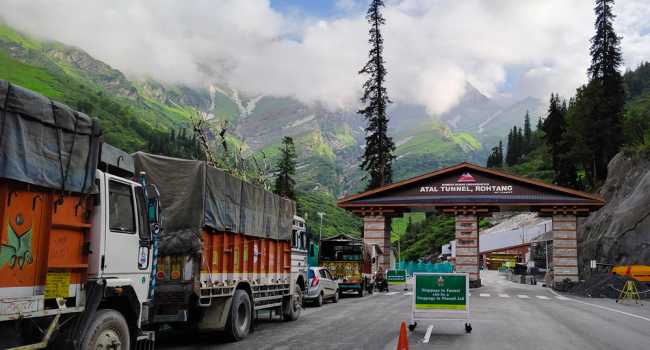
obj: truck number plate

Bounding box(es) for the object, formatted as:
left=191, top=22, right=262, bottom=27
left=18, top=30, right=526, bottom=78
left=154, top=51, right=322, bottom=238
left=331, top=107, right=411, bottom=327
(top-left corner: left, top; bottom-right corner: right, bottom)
left=0, top=295, right=43, bottom=316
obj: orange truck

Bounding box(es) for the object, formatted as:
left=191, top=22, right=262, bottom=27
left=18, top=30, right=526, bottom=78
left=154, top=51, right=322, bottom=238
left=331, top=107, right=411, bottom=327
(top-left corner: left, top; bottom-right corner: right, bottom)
left=0, top=80, right=303, bottom=349
left=134, top=152, right=305, bottom=341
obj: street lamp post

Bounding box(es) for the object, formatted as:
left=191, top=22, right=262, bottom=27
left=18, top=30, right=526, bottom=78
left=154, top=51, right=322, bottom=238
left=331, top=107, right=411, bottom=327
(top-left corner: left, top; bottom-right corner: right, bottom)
left=317, top=212, right=325, bottom=244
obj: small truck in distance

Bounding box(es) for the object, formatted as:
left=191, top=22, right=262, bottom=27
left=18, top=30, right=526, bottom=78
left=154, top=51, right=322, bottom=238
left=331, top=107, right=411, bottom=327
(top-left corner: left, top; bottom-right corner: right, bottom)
left=320, top=234, right=379, bottom=297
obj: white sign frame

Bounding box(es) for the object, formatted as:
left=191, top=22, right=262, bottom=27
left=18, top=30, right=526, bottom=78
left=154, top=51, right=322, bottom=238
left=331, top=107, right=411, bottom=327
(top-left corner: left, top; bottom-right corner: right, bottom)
left=409, top=272, right=471, bottom=331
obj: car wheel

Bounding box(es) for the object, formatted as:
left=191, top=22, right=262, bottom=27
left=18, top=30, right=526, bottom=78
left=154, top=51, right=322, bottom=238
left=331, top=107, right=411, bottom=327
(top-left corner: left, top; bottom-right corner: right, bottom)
left=315, top=292, right=323, bottom=307
left=358, top=285, right=365, bottom=298
left=333, top=290, right=339, bottom=303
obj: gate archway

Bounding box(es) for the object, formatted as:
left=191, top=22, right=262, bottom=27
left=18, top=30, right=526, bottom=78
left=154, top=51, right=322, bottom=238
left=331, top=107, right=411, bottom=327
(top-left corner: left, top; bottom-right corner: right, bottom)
left=337, top=162, right=605, bottom=287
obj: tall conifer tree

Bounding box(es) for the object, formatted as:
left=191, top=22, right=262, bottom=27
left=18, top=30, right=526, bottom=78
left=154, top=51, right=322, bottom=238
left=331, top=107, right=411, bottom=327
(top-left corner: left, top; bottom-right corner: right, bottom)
left=587, top=0, right=625, bottom=181
left=274, top=137, right=297, bottom=200
left=523, top=111, right=532, bottom=152
left=358, top=0, right=395, bottom=190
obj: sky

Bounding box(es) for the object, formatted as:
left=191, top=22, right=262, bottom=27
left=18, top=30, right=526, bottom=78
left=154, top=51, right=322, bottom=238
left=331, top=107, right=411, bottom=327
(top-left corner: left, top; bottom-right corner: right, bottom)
left=1, top=0, right=650, bottom=114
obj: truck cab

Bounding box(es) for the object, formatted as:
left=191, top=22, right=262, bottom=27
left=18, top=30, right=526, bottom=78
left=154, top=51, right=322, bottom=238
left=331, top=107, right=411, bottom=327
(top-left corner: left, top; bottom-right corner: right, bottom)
left=290, top=216, right=308, bottom=296
left=87, top=168, right=153, bottom=326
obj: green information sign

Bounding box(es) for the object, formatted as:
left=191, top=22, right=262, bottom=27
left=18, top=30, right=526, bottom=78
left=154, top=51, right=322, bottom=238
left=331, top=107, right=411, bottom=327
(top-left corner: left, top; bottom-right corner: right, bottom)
left=415, top=274, right=467, bottom=310
left=387, top=269, right=407, bottom=285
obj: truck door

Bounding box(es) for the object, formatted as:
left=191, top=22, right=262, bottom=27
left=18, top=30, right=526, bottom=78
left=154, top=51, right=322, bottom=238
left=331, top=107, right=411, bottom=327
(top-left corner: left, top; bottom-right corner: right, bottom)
left=102, top=177, right=150, bottom=296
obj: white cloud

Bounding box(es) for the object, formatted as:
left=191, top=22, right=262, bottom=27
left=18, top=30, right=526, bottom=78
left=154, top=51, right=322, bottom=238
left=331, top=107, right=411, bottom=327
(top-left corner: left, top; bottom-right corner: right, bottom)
left=1, top=0, right=649, bottom=113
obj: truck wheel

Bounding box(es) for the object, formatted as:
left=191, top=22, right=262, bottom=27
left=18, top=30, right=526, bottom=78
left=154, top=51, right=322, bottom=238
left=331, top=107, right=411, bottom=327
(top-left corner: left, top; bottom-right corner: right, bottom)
left=315, top=292, right=323, bottom=307
left=333, top=290, right=339, bottom=303
left=80, top=309, right=130, bottom=350
left=225, top=290, right=252, bottom=341
left=358, top=286, right=365, bottom=298
left=283, top=286, right=302, bottom=321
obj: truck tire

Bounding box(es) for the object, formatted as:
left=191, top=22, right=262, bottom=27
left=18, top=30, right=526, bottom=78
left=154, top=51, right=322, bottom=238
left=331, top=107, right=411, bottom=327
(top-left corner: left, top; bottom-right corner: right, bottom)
left=80, top=309, right=130, bottom=350
left=283, top=285, right=302, bottom=321
left=225, top=290, right=252, bottom=341
left=333, top=289, right=339, bottom=303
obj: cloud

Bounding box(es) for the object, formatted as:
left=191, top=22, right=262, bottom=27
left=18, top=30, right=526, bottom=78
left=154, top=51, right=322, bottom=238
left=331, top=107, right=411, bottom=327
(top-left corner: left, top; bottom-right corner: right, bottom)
left=1, top=0, right=649, bottom=113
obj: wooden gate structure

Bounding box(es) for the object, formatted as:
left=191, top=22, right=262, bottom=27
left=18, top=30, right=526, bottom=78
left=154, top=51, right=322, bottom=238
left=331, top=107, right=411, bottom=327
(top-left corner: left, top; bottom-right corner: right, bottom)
left=337, top=162, right=605, bottom=288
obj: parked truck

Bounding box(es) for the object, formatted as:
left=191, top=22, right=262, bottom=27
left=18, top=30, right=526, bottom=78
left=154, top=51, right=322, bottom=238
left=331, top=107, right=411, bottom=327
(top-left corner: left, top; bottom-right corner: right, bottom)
left=136, top=152, right=302, bottom=341
left=0, top=80, right=301, bottom=349
left=319, top=234, right=381, bottom=297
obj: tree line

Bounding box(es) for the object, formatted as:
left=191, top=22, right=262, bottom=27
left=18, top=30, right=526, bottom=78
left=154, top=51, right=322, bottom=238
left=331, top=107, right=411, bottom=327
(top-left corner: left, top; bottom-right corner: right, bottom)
left=487, top=0, right=637, bottom=190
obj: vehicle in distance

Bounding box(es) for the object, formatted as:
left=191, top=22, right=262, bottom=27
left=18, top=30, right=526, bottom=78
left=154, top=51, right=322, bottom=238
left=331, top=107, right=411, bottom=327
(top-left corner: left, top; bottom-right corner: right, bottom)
left=304, top=267, right=339, bottom=307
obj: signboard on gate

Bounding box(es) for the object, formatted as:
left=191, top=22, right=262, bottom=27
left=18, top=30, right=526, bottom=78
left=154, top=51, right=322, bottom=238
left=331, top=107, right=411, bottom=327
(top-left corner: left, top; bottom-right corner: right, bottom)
left=387, top=269, right=407, bottom=285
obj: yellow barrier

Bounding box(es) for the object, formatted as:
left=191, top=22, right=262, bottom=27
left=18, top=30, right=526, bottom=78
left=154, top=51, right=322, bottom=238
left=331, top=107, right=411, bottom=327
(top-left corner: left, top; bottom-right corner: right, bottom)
left=611, top=265, right=650, bottom=282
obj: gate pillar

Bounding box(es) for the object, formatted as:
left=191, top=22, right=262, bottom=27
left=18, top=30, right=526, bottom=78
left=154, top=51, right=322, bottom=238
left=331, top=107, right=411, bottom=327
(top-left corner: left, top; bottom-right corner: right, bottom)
left=363, top=215, right=391, bottom=272
left=455, top=214, right=480, bottom=287
left=552, top=214, right=578, bottom=286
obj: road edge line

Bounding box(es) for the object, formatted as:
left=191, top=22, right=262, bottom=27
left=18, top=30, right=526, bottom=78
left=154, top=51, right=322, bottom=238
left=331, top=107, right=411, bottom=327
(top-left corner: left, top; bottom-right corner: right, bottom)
left=548, top=289, right=650, bottom=322
left=423, top=325, right=434, bottom=343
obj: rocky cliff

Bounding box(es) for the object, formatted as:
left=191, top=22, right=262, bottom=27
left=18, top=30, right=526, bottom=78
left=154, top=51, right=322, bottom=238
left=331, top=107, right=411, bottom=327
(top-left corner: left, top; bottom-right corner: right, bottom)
left=579, top=152, right=650, bottom=269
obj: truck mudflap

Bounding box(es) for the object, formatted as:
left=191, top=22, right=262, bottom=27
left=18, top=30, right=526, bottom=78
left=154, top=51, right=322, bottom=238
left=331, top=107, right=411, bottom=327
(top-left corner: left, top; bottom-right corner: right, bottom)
left=68, top=281, right=106, bottom=349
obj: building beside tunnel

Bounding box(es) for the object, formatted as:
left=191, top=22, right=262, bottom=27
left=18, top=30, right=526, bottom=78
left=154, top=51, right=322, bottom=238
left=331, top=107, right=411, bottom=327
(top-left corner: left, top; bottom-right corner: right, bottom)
left=337, top=162, right=605, bottom=288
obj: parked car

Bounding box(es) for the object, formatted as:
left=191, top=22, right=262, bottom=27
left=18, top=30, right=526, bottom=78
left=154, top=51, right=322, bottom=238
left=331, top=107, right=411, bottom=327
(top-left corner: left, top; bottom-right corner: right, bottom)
left=304, top=267, right=340, bottom=306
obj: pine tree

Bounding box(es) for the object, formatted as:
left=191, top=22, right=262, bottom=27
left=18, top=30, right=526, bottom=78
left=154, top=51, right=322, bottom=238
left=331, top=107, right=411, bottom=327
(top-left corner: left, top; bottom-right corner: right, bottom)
left=543, top=94, right=578, bottom=186
left=498, top=141, right=504, bottom=166
left=358, top=0, right=395, bottom=190
left=505, top=129, right=515, bottom=166
left=523, top=111, right=532, bottom=152
left=274, top=137, right=297, bottom=200
left=587, top=0, right=625, bottom=181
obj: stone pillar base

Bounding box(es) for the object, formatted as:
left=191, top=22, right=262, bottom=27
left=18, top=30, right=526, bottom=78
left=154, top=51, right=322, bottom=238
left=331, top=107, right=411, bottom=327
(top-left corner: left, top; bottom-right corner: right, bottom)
left=455, top=214, right=480, bottom=286
left=363, top=216, right=391, bottom=272
left=552, top=214, right=578, bottom=288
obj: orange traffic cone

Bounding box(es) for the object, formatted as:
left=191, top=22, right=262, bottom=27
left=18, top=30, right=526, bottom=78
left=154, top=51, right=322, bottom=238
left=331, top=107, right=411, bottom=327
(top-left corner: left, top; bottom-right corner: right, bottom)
left=397, top=321, right=409, bottom=350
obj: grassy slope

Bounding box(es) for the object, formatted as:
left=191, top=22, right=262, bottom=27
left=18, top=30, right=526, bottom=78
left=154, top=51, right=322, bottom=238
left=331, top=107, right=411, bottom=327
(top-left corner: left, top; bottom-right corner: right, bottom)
left=0, top=24, right=194, bottom=152
left=297, top=191, right=362, bottom=237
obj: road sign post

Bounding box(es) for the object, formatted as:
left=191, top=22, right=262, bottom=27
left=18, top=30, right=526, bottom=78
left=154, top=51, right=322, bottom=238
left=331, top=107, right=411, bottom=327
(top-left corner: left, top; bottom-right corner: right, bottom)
left=409, top=272, right=472, bottom=333
left=387, top=269, right=407, bottom=285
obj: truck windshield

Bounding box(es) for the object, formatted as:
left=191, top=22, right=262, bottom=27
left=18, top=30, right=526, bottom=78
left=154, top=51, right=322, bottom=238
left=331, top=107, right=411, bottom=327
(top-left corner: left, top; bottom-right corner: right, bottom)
left=321, top=243, right=362, bottom=261
left=109, top=180, right=136, bottom=234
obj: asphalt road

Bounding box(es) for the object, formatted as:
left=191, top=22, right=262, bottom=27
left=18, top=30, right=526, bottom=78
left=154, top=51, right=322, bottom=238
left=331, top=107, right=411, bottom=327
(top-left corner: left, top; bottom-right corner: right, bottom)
left=158, top=271, right=650, bottom=350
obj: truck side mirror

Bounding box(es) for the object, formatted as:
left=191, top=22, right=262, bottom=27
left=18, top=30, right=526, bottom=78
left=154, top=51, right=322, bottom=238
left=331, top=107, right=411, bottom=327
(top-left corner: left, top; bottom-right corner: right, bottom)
left=147, top=199, right=159, bottom=223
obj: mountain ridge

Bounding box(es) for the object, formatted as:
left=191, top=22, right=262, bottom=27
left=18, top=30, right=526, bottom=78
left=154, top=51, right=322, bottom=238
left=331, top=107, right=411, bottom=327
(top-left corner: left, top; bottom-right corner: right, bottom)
left=0, top=23, right=544, bottom=197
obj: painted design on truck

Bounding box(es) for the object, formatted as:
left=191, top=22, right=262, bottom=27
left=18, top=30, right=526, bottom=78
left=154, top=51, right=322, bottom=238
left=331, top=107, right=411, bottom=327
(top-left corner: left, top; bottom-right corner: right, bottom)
left=0, top=223, right=33, bottom=269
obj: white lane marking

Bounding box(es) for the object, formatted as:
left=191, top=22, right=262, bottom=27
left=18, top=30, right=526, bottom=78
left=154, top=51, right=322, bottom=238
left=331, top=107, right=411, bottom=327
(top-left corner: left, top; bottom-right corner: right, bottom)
left=536, top=296, right=550, bottom=300
left=517, top=295, right=530, bottom=299
left=404, top=292, right=413, bottom=296
left=479, top=293, right=491, bottom=297
left=386, top=292, right=399, bottom=296
left=423, top=325, right=434, bottom=343
left=556, top=296, right=571, bottom=301
left=499, top=294, right=510, bottom=298
left=548, top=289, right=650, bottom=322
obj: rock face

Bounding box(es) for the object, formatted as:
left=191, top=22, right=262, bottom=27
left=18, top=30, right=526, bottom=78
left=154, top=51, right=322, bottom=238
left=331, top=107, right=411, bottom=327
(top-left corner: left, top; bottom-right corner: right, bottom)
left=579, top=153, right=650, bottom=270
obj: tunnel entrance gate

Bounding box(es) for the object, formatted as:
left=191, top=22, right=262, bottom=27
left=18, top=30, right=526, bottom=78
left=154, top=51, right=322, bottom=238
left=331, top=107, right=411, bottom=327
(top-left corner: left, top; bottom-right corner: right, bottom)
left=337, top=162, right=605, bottom=288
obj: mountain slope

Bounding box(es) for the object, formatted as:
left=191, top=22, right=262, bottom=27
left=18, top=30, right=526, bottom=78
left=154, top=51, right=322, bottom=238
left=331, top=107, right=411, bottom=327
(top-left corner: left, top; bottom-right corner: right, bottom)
left=0, top=24, right=195, bottom=151
left=0, top=22, right=539, bottom=199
